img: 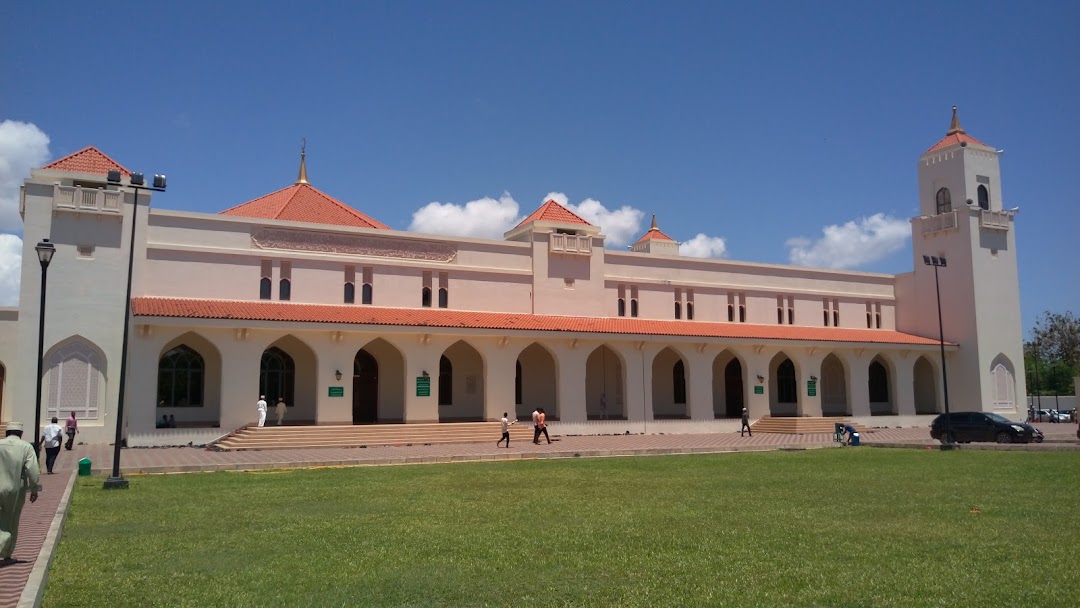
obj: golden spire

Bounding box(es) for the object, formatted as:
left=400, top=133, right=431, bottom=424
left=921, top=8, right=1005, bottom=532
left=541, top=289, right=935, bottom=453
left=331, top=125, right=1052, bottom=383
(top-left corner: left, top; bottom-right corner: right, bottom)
left=650, top=212, right=658, bottom=230
left=295, top=138, right=309, bottom=185
left=946, top=105, right=965, bottom=136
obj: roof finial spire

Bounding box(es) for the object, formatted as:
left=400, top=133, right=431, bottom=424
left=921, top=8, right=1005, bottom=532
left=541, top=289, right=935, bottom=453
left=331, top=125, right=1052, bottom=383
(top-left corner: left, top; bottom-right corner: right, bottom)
left=650, top=212, right=658, bottom=230
left=946, top=105, right=965, bottom=136
left=295, top=138, right=309, bottom=185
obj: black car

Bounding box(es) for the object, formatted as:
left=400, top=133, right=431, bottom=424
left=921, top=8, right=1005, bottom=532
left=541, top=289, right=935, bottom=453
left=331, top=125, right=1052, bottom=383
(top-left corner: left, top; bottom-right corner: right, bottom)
left=930, top=412, right=1044, bottom=444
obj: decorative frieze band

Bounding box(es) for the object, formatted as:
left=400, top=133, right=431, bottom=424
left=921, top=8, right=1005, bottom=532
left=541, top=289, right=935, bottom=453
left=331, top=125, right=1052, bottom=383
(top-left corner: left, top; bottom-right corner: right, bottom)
left=252, top=227, right=458, bottom=262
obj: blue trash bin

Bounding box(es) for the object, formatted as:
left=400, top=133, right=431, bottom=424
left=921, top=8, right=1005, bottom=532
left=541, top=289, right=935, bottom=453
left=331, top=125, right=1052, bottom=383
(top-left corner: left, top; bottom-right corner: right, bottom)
left=850, top=432, right=861, bottom=447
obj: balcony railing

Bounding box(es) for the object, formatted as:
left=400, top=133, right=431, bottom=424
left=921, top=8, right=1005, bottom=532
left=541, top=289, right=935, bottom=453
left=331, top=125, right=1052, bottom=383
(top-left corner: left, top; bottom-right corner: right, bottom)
left=979, top=209, right=1011, bottom=230
left=550, top=233, right=592, bottom=254
left=921, top=210, right=957, bottom=234
left=53, top=184, right=121, bottom=214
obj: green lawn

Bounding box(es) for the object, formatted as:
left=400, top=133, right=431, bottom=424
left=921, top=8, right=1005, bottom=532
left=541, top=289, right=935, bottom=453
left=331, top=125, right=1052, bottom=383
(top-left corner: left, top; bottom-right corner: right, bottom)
left=44, top=449, right=1080, bottom=607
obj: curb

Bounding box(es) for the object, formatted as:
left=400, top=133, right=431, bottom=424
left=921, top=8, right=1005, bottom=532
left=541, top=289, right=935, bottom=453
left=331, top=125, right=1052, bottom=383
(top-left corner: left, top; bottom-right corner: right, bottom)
left=17, top=471, right=77, bottom=608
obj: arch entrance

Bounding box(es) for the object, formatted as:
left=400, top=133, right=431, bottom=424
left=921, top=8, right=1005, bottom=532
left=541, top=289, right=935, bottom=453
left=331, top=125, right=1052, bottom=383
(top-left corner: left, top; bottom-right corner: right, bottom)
left=353, top=350, right=378, bottom=424
left=820, top=354, right=849, bottom=416
left=586, top=345, right=624, bottom=419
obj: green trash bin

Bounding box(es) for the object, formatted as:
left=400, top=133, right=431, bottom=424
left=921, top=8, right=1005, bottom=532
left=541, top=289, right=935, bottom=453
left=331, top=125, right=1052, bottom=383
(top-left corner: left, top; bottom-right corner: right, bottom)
left=78, top=457, right=92, bottom=477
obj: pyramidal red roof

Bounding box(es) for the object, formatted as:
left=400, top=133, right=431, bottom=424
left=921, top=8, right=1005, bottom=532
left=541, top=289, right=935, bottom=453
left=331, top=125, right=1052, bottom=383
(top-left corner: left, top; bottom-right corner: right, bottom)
left=42, top=146, right=131, bottom=176
left=925, top=106, right=990, bottom=153
left=515, top=199, right=594, bottom=228
left=131, top=297, right=950, bottom=346
left=220, top=183, right=390, bottom=230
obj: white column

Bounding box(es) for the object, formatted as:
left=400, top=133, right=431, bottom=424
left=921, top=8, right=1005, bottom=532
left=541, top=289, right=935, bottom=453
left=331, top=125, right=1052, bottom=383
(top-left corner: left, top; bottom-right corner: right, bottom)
left=217, top=330, right=267, bottom=431
left=551, top=343, right=589, bottom=423
left=844, top=352, right=872, bottom=417
left=481, top=339, right=522, bottom=422
left=799, top=350, right=825, bottom=417
left=891, top=353, right=916, bottom=416
left=402, top=335, right=448, bottom=423
left=742, top=348, right=772, bottom=420
left=615, top=343, right=650, bottom=423
left=686, top=347, right=714, bottom=420
left=314, top=334, right=356, bottom=424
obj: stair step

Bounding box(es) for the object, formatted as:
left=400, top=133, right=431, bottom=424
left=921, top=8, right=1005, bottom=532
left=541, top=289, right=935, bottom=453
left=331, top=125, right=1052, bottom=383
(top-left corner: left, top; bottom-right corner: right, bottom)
left=213, top=422, right=540, bottom=451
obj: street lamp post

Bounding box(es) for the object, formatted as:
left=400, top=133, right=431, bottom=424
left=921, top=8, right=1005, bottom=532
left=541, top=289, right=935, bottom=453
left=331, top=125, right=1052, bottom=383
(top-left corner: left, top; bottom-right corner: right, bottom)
left=103, top=170, right=166, bottom=490
left=1032, top=339, right=1042, bottom=422
left=923, top=255, right=954, bottom=449
left=32, top=239, right=56, bottom=456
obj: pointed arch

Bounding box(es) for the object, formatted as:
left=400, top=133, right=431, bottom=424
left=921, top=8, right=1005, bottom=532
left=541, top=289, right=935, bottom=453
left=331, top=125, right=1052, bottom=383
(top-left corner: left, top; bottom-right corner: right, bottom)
left=44, top=335, right=108, bottom=421
left=977, top=185, right=990, bottom=210
left=261, top=335, right=318, bottom=423
left=769, top=352, right=799, bottom=416
left=355, top=338, right=405, bottom=423
left=936, top=187, right=952, bottom=214
left=156, top=332, right=222, bottom=426
left=712, top=349, right=745, bottom=418
left=820, top=353, right=850, bottom=416
left=989, top=353, right=1016, bottom=410
left=868, top=354, right=896, bottom=415
left=438, top=340, right=485, bottom=421
left=516, top=342, right=558, bottom=421
left=586, top=345, right=625, bottom=419
left=651, top=347, right=688, bottom=419
left=913, top=355, right=939, bottom=414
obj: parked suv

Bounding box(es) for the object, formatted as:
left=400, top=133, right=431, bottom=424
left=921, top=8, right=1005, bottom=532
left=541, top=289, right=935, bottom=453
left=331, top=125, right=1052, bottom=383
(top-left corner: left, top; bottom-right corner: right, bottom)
left=930, top=412, right=1044, bottom=444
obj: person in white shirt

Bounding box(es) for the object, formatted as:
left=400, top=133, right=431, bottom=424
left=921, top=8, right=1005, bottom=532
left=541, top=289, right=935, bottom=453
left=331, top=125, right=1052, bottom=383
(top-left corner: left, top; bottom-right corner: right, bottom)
left=497, top=412, right=517, bottom=448
left=1, top=421, right=41, bottom=566
left=256, top=395, right=268, bottom=427
left=40, top=418, right=64, bottom=474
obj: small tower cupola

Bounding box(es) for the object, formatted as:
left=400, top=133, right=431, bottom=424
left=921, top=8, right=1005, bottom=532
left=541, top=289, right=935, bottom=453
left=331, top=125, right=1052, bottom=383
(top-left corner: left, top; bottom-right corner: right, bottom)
left=630, top=213, right=679, bottom=255
left=918, top=106, right=1001, bottom=216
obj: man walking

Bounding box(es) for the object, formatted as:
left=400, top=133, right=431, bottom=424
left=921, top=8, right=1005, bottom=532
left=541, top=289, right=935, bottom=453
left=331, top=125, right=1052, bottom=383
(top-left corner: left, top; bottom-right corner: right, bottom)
left=497, top=412, right=516, bottom=448
left=740, top=408, right=752, bottom=437
left=64, top=412, right=78, bottom=450
left=275, top=398, right=287, bottom=426
left=40, top=417, right=64, bottom=474
left=536, top=408, right=551, bottom=445
left=256, top=395, right=268, bottom=427
left=531, top=407, right=541, bottom=444
left=1, top=422, right=41, bottom=567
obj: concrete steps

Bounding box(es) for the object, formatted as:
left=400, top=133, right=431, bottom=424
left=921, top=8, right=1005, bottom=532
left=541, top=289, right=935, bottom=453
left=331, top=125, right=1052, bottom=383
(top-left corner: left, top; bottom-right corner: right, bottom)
left=750, top=416, right=870, bottom=435
left=214, top=422, right=538, bottom=451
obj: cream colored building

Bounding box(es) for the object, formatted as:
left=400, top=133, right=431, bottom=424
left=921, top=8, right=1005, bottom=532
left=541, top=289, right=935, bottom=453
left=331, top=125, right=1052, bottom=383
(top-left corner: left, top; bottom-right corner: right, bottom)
left=0, top=109, right=1026, bottom=445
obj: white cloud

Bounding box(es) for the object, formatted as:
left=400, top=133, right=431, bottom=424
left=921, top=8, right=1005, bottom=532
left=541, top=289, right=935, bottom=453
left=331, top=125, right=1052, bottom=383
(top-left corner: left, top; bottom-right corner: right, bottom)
left=679, top=234, right=728, bottom=258
left=0, top=120, right=50, bottom=232
left=408, top=193, right=522, bottom=239
left=546, top=192, right=646, bottom=248
left=0, top=233, right=21, bottom=306
left=786, top=213, right=910, bottom=269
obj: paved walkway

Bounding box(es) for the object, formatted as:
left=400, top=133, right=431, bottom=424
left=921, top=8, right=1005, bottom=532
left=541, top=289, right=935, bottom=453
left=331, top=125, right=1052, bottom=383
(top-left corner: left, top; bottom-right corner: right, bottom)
left=2, top=422, right=1075, bottom=607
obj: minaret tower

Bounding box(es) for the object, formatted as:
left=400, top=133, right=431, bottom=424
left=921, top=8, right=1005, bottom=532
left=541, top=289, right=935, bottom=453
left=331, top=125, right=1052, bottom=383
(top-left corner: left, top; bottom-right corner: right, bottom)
left=899, top=107, right=1025, bottom=413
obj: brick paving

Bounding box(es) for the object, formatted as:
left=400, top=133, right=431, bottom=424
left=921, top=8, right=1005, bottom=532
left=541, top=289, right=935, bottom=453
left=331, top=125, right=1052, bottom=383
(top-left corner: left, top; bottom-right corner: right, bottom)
left=1, top=421, right=1075, bottom=607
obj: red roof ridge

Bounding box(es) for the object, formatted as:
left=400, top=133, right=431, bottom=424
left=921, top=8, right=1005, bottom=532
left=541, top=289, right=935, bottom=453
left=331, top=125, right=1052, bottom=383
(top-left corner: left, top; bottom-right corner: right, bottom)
left=635, top=227, right=676, bottom=244
left=220, top=182, right=390, bottom=230
left=42, top=146, right=132, bottom=176
left=925, top=106, right=990, bottom=153
left=131, top=297, right=951, bottom=346
left=515, top=199, right=594, bottom=228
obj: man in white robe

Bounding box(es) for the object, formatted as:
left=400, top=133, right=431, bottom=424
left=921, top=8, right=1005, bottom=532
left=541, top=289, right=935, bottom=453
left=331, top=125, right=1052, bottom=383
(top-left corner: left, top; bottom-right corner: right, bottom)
left=1, top=421, right=41, bottom=566
left=256, top=395, right=268, bottom=427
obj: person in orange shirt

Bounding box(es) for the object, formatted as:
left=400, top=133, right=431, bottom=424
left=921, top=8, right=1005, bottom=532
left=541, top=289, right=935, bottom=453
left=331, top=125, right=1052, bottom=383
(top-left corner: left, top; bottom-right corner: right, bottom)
left=535, top=408, right=551, bottom=445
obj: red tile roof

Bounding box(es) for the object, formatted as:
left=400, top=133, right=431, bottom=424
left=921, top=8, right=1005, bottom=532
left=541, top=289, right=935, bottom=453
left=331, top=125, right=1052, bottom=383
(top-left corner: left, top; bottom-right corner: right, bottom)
left=635, top=227, right=676, bottom=244
left=131, top=297, right=948, bottom=346
left=925, top=132, right=990, bottom=153
left=220, top=183, right=390, bottom=230
left=515, top=199, right=594, bottom=228
left=41, top=146, right=131, bottom=176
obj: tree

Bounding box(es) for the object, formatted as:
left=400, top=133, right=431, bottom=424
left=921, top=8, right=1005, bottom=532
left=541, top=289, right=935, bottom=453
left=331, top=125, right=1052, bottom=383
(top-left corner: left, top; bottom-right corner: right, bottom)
left=1025, top=310, right=1079, bottom=396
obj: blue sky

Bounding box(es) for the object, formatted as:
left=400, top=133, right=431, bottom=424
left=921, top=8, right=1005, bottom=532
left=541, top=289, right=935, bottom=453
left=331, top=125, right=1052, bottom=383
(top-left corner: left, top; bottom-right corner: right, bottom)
left=1, top=1, right=1077, bottom=333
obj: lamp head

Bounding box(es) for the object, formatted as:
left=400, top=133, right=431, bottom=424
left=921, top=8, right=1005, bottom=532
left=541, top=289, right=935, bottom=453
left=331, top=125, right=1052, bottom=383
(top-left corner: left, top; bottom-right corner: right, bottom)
left=756, top=374, right=765, bottom=384
left=153, top=174, right=167, bottom=189
left=334, top=369, right=342, bottom=381
left=107, top=170, right=122, bottom=184
left=35, top=238, right=56, bottom=267
left=130, top=172, right=145, bottom=186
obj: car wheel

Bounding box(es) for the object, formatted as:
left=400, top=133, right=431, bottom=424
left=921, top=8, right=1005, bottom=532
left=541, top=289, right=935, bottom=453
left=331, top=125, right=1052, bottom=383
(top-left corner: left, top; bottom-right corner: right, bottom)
left=996, top=432, right=1012, bottom=444
left=1034, top=435, right=1044, bottom=444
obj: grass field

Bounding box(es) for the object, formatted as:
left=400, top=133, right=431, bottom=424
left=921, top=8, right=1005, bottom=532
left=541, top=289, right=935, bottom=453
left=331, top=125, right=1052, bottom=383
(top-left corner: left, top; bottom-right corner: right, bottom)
left=43, top=449, right=1080, bottom=607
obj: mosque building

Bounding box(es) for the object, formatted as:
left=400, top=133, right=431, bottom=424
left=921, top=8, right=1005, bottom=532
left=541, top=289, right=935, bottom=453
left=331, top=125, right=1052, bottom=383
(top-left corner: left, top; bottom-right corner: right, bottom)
left=0, top=108, right=1025, bottom=444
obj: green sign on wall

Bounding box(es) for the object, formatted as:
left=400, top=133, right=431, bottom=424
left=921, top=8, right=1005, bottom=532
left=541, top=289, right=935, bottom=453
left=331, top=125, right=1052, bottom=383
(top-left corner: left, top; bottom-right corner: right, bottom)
left=753, top=385, right=764, bottom=395
left=807, top=380, right=817, bottom=397
left=416, top=376, right=431, bottom=397
left=328, top=386, right=344, bottom=398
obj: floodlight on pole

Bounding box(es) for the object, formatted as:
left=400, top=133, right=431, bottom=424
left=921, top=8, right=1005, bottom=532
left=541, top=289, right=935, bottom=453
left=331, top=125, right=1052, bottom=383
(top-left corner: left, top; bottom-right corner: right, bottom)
left=924, top=254, right=954, bottom=449
left=103, top=169, right=166, bottom=490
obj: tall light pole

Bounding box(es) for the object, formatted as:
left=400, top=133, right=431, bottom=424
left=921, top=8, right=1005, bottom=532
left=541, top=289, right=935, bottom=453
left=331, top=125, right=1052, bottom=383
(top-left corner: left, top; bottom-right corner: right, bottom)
left=923, top=255, right=954, bottom=448
left=33, top=239, right=56, bottom=456
left=1032, top=339, right=1042, bottom=422
left=103, top=170, right=166, bottom=490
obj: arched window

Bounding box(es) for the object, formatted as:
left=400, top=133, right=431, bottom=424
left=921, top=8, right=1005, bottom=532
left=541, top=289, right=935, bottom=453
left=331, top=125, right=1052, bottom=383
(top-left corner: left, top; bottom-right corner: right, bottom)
left=833, top=309, right=839, bottom=327
left=727, top=304, right=734, bottom=322
left=260, top=347, right=295, bottom=407
left=361, top=283, right=373, bottom=305
left=991, top=362, right=1015, bottom=408
left=777, top=306, right=784, bottom=325
left=279, top=278, right=291, bottom=301
left=47, top=341, right=104, bottom=420
left=675, top=302, right=682, bottom=320
left=618, top=298, right=626, bottom=317
left=157, top=345, right=204, bottom=408
left=823, top=310, right=830, bottom=327
left=866, top=311, right=873, bottom=329
left=438, top=355, right=453, bottom=405
left=868, top=360, right=889, bottom=403
left=344, top=282, right=355, bottom=304
left=777, top=359, right=797, bottom=404
left=686, top=302, right=694, bottom=320
left=259, top=277, right=272, bottom=300
left=515, top=360, right=522, bottom=405
left=672, top=360, right=687, bottom=404
left=739, top=305, right=746, bottom=322
left=935, top=187, right=952, bottom=215
left=630, top=299, right=639, bottom=318
left=977, top=185, right=990, bottom=210
left=421, top=286, right=432, bottom=308
left=438, top=287, right=448, bottom=308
